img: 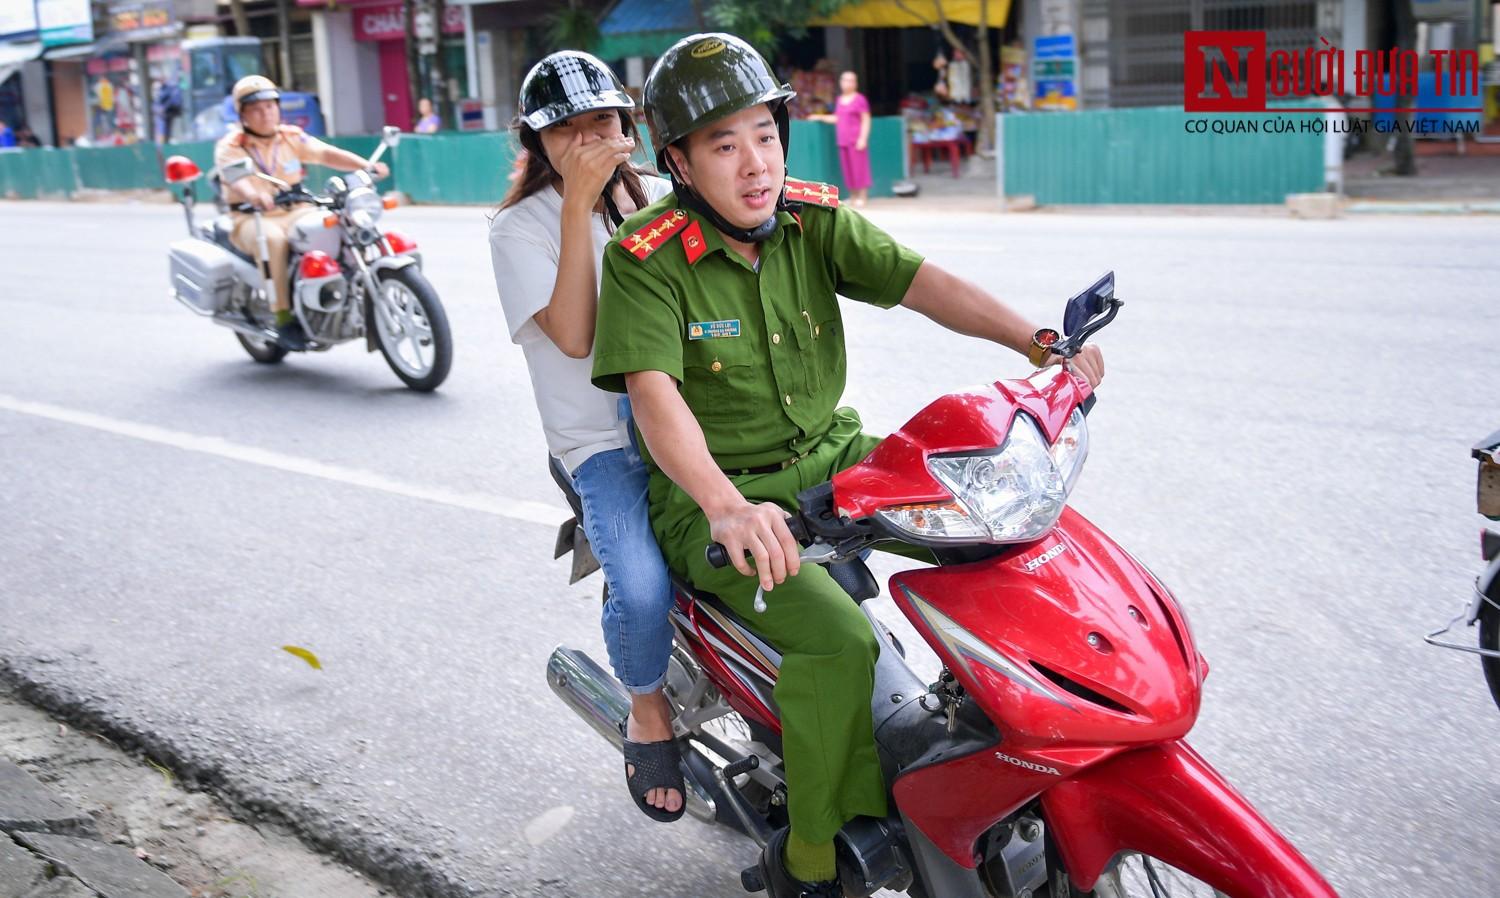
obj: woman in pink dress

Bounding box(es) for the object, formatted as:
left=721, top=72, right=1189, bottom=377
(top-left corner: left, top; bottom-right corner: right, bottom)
left=815, top=71, right=872, bottom=207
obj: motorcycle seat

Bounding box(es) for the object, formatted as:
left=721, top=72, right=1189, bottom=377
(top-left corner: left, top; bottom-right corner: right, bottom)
left=209, top=215, right=257, bottom=266
left=544, top=454, right=879, bottom=603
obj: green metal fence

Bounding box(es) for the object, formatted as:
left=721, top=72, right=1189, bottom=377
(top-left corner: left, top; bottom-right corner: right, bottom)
left=0, top=116, right=906, bottom=205
left=1000, top=106, right=1326, bottom=204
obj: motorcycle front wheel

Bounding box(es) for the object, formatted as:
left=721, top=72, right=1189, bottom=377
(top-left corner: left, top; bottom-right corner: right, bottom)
left=235, top=332, right=288, bottom=364
left=1477, top=590, right=1500, bottom=712
left=373, top=267, right=452, bottom=392
left=1052, top=855, right=1230, bottom=898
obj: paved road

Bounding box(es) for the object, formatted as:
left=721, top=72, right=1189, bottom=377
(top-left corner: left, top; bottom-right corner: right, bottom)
left=1, top=199, right=1497, bottom=898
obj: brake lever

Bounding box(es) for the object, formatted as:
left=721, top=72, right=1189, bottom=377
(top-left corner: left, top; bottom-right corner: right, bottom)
left=752, top=542, right=842, bottom=613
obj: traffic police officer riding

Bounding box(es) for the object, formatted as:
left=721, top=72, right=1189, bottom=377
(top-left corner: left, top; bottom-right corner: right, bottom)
left=214, top=74, right=390, bottom=349
left=591, top=33, right=1103, bottom=898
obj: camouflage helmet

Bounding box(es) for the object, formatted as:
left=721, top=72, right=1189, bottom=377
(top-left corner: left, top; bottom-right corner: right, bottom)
left=231, top=75, right=280, bottom=115
left=519, top=51, right=634, bottom=131
left=643, top=33, right=795, bottom=170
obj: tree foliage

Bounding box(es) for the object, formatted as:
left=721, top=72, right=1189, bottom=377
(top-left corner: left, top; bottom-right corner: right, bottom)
left=704, top=0, right=854, bottom=56
left=548, top=4, right=603, bottom=54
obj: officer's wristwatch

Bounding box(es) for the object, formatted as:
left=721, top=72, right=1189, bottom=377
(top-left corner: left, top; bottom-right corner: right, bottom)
left=1027, top=328, right=1061, bottom=368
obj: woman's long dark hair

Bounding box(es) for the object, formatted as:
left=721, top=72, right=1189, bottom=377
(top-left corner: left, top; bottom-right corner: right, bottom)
left=498, top=108, right=654, bottom=226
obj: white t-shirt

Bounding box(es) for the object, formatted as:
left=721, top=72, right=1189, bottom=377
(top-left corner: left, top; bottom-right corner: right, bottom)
left=490, top=176, right=675, bottom=473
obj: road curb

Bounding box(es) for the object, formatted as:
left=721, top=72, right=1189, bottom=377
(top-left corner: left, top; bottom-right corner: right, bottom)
left=1346, top=200, right=1500, bottom=215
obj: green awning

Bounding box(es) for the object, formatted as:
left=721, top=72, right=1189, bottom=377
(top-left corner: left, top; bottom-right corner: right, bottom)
left=593, top=30, right=687, bottom=61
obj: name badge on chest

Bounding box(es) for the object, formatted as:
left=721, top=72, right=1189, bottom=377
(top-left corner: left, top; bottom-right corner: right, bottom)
left=688, top=319, right=741, bottom=341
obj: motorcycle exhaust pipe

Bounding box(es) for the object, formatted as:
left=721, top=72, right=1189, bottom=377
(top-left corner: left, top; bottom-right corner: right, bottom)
left=545, top=646, right=717, bottom=825
left=210, top=312, right=280, bottom=342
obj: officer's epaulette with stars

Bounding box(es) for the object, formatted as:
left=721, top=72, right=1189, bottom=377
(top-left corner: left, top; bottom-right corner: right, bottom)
left=784, top=177, right=839, bottom=209
left=623, top=208, right=689, bottom=261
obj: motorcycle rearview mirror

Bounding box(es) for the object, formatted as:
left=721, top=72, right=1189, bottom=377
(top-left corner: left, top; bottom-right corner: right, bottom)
left=1051, top=271, right=1122, bottom=359
left=219, top=157, right=254, bottom=185
left=1063, top=271, right=1116, bottom=336
left=367, top=126, right=401, bottom=171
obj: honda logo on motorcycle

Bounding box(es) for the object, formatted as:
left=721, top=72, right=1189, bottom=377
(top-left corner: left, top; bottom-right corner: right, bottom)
left=994, top=751, right=1061, bottom=776
left=1023, top=544, right=1068, bottom=572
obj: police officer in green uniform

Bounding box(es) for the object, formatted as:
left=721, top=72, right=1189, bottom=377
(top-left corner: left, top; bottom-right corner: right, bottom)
left=592, top=33, right=1103, bottom=898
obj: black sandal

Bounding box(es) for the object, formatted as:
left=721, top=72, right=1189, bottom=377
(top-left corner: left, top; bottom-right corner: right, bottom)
left=618, top=718, right=687, bottom=823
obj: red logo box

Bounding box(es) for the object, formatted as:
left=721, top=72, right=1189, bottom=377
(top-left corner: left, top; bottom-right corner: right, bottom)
left=1184, top=31, right=1267, bottom=112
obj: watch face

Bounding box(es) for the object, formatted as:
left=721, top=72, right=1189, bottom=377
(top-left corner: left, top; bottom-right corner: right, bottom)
left=1033, top=328, right=1060, bottom=348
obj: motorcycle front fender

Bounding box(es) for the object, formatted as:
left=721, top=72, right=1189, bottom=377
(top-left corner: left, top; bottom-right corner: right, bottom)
left=369, top=253, right=421, bottom=274
left=1040, top=740, right=1338, bottom=898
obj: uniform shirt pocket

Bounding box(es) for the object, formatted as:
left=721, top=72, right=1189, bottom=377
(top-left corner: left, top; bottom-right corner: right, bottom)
left=681, top=337, right=759, bottom=423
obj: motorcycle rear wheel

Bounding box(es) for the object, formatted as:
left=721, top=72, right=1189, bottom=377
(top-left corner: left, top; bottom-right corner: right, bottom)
left=1053, top=855, right=1230, bottom=898
left=1477, top=591, right=1500, bottom=712
left=235, top=332, right=288, bottom=364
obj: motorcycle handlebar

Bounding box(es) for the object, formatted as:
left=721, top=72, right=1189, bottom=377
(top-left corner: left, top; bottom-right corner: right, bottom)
left=706, top=516, right=810, bottom=569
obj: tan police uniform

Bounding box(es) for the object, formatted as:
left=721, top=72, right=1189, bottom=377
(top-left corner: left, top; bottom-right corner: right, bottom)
left=213, top=124, right=336, bottom=311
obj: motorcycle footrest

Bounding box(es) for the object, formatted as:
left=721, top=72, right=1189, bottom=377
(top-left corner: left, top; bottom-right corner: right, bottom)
left=740, top=865, right=766, bottom=893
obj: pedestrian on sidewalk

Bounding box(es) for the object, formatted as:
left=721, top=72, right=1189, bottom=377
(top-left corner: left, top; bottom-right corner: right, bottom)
left=415, top=97, right=441, bottom=134
left=813, top=71, right=872, bottom=206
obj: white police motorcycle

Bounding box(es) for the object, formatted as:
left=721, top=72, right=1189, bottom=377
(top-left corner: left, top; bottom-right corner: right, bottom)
left=163, top=126, right=452, bottom=391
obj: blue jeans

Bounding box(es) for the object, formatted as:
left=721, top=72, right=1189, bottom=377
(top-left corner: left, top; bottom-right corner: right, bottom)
left=571, top=403, right=674, bottom=695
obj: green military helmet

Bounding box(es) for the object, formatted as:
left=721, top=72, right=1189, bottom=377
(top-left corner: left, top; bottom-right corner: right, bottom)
left=643, top=32, right=795, bottom=170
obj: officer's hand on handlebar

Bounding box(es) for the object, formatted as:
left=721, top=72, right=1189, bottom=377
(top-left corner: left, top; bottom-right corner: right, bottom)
left=708, top=499, right=801, bottom=592
left=249, top=192, right=276, bottom=212
left=368, top=161, right=390, bottom=180
left=1050, top=344, right=1105, bottom=388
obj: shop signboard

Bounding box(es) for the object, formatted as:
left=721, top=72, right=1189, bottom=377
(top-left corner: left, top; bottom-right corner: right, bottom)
left=0, top=2, right=40, bottom=41
left=108, top=0, right=178, bottom=42
left=458, top=97, right=483, bottom=130
left=1032, top=33, right=1077, bottom=111
left=353, top=3, right=463, bottom=42
left=38, top=0, right=93, bottom=47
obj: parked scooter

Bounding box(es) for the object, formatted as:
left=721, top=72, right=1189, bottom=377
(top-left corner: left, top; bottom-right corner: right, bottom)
left=1424, top=431, right=1500, bottom=712
left=162, top=126, right=452, bottom=391
left=547, top=273, right=1339, bottom=898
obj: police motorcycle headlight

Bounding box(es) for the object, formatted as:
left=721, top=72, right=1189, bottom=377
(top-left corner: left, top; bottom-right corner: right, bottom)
left=345, top=186, right=384, bottom=229
left=877, top=410, right=1088, bottom=545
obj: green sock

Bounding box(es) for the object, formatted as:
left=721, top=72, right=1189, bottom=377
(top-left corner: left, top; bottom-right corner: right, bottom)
left=783, top=831, right=836, bottom=883
left=274, top=309, right=293, bottom=326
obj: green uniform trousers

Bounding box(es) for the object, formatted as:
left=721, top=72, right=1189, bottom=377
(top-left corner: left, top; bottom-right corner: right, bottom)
left=649, top=408, right=890, bottom=844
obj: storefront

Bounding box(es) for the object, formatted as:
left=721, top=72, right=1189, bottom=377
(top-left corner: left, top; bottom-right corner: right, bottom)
left=354, top=2, right=465, bottom=129
left=61, top=1, right=192, bottom=144
left=0, top=2, right=44, bottom=145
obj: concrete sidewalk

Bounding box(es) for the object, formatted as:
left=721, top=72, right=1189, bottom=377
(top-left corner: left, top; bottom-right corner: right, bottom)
left=1344, top=149, right=1500, bottom=202
left=0, top=684, right=382, bottom=898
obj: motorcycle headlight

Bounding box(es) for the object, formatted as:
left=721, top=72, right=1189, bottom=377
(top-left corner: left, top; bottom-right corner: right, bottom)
left=877, top=411, right=1087, bottom=545
left=345, top=187, right=384, bottom=226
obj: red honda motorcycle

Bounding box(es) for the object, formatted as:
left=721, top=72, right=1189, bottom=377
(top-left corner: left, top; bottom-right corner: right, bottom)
left=547, top=273, right=1339, bottom=898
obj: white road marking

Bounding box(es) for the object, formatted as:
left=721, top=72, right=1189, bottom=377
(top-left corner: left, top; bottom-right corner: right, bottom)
left=522, top=805, right=575, bottom=846
left=0, top=394, right=571, bottom=528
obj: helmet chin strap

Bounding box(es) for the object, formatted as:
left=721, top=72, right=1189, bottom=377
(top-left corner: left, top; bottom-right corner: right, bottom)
left=241, top=121, right=276, bottom=140
left=666, top=153, right=791, bottom=244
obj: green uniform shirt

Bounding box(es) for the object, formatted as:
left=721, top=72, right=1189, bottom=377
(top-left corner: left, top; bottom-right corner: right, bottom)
left=591, top=187, right=924, bottom=471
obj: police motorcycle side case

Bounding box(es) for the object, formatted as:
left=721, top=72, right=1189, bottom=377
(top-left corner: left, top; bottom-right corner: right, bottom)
left=168, top=238, right=244, bottom=315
